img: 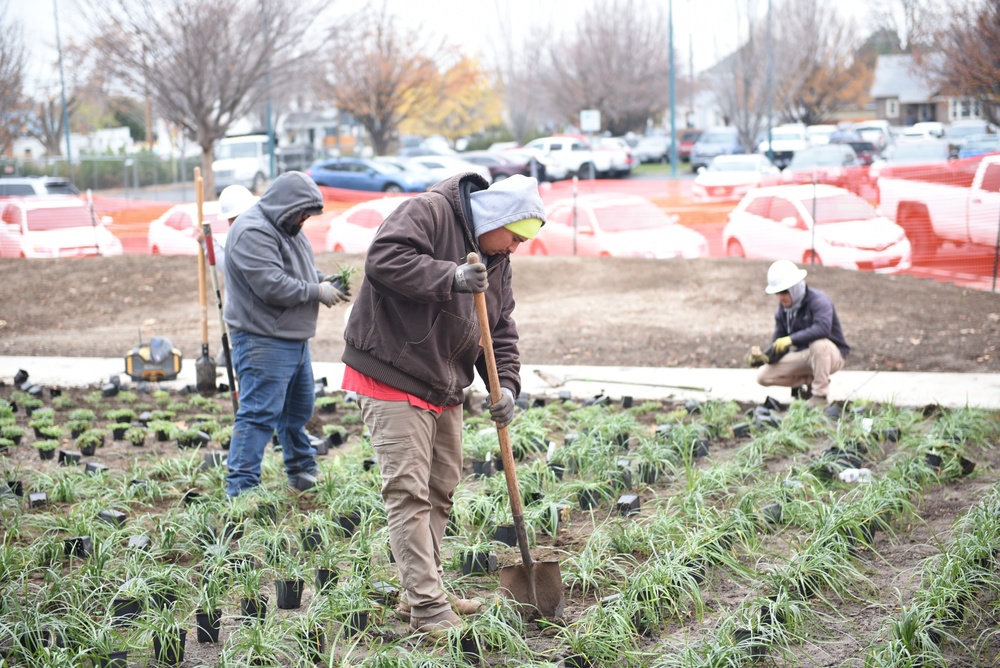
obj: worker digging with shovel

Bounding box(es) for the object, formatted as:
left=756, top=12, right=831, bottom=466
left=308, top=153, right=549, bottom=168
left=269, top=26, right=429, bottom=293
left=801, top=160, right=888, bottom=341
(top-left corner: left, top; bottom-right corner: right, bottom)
left=342, top=173, right=562, bottom=638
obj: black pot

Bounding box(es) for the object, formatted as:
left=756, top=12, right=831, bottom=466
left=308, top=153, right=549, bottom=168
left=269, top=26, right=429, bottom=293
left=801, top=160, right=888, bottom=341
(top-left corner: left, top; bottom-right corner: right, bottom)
left=152, top=629, right=187, bottom=667
left=494, top=524, right=517, bottom=547
left=95, top=650, right=128, bottom=668
left=302, top=627, right=325, bottom=663
left=616, top=493, right=640, bottom=516
left=564, top=654, right=594, bottom=668
left=315, top=567, right=338, bottom=591
left=58, top=450, right=82, bottom=466
left=344, top=611, right=369, bottom=636
left=275, top=579, right=304, bottom=609
left=28, top=491, right=48, bottom=508
left=578, top=488, right=601, bottom=510
left=156, top=430, right=171, bottom=442
left=64, top=536, right=92, bottom=558
left=37, top=447, right=56, bottom=461
left=336, top=512, right=361, bottom=537
left=6, top=480, right=23, bottom=497
left=240, top=595, right=268, bottom=623
left=111, top=425, right=129, bottom=440
left=149, top=587, right=176, bottom=609
left=461, top=551, right=496, bottom=576
left=471, top=459, right=492, bottom=478
left=300, top=527, right=323, bottom=552
left=111, top=597, right=141, bottom=624
left=456, top=630, right=481, bottom=665
left=637, top=463, right=659, bottom=485
left=80, top=443, right=97, bottom=457
left=960, top=457, right=976, bottom=476
left=761, top=503, right=783, bottom=525
left=733, top=628, right=768, bottom=661
left=195, top=609, right=221, bottom=643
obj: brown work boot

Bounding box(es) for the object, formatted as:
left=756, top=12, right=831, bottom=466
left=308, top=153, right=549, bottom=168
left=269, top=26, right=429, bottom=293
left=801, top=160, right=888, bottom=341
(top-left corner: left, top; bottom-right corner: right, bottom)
left=397, top=593, right=482, bottom=622
left=409, top=609, right=461, bottom=639
left=448, top=593, right=484, bottom=616
left=806, top=395, right=828, bottom=409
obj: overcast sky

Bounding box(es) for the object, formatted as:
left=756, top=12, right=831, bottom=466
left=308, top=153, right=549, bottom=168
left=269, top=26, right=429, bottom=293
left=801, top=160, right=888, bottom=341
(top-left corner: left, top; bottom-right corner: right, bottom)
left=12, top=0, right=874, bottom=95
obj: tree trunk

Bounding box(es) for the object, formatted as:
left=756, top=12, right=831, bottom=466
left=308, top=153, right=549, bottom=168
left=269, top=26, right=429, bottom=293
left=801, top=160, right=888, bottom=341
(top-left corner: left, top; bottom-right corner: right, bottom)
left=200, top=148, right=216, bottom=201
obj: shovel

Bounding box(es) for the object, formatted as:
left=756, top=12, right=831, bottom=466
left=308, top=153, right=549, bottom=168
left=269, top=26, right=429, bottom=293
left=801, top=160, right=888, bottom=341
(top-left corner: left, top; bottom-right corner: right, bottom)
left=200, top=188, right=239, bottom=413
left=468, top=252, right=564, bottom=620
left=193, top=168, right=216, bottom=395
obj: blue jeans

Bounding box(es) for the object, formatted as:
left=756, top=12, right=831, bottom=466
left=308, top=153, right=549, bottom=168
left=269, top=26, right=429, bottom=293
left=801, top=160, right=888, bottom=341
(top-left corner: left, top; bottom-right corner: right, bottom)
left=225, top=329, right=317, bottom=496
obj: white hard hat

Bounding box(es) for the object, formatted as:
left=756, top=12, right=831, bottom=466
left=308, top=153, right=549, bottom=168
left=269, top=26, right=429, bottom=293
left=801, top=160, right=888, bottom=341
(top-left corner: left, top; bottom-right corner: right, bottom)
left=764, top=260, right=808, bottom=294
left=218, top=185, right=257, bottom=221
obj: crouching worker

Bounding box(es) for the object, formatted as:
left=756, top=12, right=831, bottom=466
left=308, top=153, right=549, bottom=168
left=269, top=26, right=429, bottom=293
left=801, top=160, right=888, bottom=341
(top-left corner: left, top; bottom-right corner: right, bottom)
left=754, top=260, right=850, bottom=408
left=341, top=173, right=546, bottom=638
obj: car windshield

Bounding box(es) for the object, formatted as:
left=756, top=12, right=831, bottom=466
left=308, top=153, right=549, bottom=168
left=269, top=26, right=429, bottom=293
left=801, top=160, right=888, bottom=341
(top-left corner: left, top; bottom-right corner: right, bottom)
left=708, top=158, right=761, bottom=172
left=592, top=201, right=672, bottom=232
left=371, top=161, right=404, bottom=174
left=804, top=194, right=878, bottom=225
left=699, top=130, right=735, bottom=144
left=846, top=141, right=876, bottom=153
left=946, top=125, right=987, bottom=139
left=789, top=150, right=844, bottom=168
left=26, top=206, right=90, bottom=231
left=963, top=137, right=999, bottom=151
left=772, top=130, right=804, bottom=141
left=216, top=141, right=261, bottom=160
left=44, top=182, right=80, bottom=195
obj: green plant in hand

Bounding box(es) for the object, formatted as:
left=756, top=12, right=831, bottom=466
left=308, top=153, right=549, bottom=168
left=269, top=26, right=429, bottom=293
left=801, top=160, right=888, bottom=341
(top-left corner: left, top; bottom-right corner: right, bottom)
left=324, top=263, right=359, bottom=295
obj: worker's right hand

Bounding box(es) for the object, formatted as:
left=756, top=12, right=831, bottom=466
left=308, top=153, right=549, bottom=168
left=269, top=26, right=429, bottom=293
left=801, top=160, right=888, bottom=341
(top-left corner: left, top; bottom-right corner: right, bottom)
left=453, top=260, right=488, bottom=293
left=318, top=282, right=348, bottom=307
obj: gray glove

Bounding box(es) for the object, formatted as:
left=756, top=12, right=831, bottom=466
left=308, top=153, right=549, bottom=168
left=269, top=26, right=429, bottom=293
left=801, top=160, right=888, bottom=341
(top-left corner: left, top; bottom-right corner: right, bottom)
left=488, top=387, right=516, bottom=429
left=453, top=260, right=488, bottom=293
left=318, top=282, right=347, bottom=307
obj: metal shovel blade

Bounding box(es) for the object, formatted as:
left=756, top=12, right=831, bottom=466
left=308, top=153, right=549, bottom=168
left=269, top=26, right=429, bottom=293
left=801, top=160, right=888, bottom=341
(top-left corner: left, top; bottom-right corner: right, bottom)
left=499, top=560, right=564, bottom=619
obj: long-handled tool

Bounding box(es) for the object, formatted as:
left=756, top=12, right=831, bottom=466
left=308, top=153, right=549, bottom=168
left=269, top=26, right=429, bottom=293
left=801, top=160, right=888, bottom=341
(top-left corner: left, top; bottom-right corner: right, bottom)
left=193, top=168, right=216, bottom=395
left=469, top=252, right=564, bottom=620
left=533, top=368, right=710, bottom=393
left=201, top=187, right=239, bottom=413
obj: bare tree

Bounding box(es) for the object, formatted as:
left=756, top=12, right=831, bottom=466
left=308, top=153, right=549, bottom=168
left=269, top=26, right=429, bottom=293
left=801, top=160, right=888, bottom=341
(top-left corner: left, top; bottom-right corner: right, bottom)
left=868, top=0, right=945, bottom=53
left=87, top=0, right=323, bottom=197
left=322, top=3, right=441, bottom=156
left=772, top=0, right=869, bottom=124
left=539, top=0, right=673, bottom=136
left=0, top=1, right=28, bottom=156
left=929, top=0, right=1000, bottom=127
left=709, top=1, right=770, bottom=152
left=488, top=5, right=550, bottom=144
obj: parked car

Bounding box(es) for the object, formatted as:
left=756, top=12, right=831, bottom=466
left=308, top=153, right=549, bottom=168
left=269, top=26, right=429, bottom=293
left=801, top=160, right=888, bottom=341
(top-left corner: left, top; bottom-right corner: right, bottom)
left=147, top=201, right=241, bottom=256
left=756, top=124, right=808, bottom=169
left=306, top=157, right=429, bottom=193
left=0, top=196, right=122, bottom=258
left=502, top=148, right=566, bottom=181
left=593, top=137, right=636, bottom=177
left=690, top=126, right=745, bottom=171
left=678, top=129, right=703, bottom=162
left=523, top=135, right=610, bottom=179
left=459, top=150, right=533, bottom=182
left=957, top=134, right=1000, bottom=159
left=945, top=119, right=992, bottom=151
left=869, top=139, right=952, bottom=184
left=830, top=136, right=880, bottom=166
left=530, top=193, right=708, bottom=258
left=806, top=124, right=838, bottom=145
left=691, top=154, right=780, bottom=202
left=403, top=154, right=492, bottom=186
left=634, top=135, right=672, bottom=164
left=324, top=196, right=409, bottom=253
left=853, top=120, right=893, bottom=151
left=0, top=176, right=80, bottom=197
left=780, top=145, right=866, bottom=194
left=723, top=184, right=911, bottom=273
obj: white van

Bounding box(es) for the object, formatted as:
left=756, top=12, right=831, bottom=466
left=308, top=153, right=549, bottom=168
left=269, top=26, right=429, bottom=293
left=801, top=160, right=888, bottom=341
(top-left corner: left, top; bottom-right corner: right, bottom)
left=211, top=134, right=272, bottom=195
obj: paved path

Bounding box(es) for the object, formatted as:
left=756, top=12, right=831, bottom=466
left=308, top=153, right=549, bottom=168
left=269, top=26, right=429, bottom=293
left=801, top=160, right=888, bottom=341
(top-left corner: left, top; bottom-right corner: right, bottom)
left=2, top=356, right=997, bottom=410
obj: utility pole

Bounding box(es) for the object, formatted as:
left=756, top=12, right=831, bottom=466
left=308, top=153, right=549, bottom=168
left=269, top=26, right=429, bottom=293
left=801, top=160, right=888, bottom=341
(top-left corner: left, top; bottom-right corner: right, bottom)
left=53, top=0, right=71, bottom=170
left=263, top=1, right=276, bottom=180
left=766, top=0, right=774, bottom=165
left=668, top=0, right=679, bottom=177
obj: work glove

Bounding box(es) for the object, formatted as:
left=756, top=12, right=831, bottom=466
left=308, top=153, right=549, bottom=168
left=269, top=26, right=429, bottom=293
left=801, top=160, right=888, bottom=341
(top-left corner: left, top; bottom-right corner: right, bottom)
left=322, top=274, right=352, bottom=297
left=453, top=260, right=488, bottom=293
left=318, top=282, right=348, bottom=308
left=488, top=387, right=516, bottom=429
left=745, top=346, right=769, bottom=368
left=772, top=336, right=793, bottom=354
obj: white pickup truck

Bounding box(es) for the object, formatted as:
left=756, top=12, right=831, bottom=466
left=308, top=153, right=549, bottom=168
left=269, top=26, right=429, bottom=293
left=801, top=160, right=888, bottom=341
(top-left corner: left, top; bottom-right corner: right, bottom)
left=876, top=155, right=1000, bottom=261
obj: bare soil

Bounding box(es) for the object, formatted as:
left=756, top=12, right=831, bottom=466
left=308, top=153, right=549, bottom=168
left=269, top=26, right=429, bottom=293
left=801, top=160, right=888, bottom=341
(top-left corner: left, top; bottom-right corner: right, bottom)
left=1, top=253, right=999, bottom=372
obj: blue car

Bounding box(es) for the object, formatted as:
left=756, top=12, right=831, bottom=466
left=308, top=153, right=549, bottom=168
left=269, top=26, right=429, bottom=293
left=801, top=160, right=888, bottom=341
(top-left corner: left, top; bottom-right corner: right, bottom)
left=306, top=157, right=429, bottom=193
left=957, top=134, right=1000, bottom=160
left=690, top=126, right=746, bottom=171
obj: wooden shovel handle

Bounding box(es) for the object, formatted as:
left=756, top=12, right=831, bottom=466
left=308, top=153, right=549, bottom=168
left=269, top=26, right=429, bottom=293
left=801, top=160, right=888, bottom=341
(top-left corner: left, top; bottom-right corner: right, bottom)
left=468, top=252, right=534, bottom=570
left=194, top=168, right=209, bottom=345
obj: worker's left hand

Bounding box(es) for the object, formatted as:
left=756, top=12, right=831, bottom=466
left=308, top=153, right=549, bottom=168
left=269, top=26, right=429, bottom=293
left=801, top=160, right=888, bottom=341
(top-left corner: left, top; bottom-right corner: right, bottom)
left=772, top=336, right=793, bottom=354
left=488, top=387, right=516, bottom=429
left=322, top=274, right=351, bottom=297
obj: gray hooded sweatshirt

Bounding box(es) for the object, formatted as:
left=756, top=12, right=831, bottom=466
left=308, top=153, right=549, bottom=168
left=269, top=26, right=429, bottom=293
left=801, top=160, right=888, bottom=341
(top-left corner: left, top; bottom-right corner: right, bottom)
left=222, top=171, right=325, bottom=340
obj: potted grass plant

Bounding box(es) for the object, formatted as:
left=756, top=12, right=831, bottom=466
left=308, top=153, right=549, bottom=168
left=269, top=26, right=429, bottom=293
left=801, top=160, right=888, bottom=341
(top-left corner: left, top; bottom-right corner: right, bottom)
left=124, top=427, right=147, bottom=447
left=34, top=439, right=58, bottom=461
left=75, top=429, right=105, bottom=456
left=235, top=567, right=268, bottom=624
left=194, top=571, right=228, bottom=643
left=1, top=424, right=25, bottom=445
left=274, top=555, right=308, bottom=609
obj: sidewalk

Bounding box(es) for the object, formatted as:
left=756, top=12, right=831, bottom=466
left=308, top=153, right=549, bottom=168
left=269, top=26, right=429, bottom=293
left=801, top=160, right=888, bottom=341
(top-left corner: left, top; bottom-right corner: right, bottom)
left=2, top=356, right=997, bottom=410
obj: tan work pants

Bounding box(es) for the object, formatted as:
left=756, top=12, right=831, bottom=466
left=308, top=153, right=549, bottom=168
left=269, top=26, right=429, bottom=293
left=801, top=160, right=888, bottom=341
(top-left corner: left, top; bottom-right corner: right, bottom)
left=756, top=338, right=844, bottom=398
left=359, top=396, right=463, bottom=618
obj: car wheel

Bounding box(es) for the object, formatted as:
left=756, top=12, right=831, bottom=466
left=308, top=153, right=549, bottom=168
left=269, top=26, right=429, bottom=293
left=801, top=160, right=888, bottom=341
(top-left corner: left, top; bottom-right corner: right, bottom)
left=726, top=239, right=745, bottom=258
left=803, top=250, right=823, bottom=266
left=384, top=184, right=403, bottom=194
left=577, top=163, right=595, bottom=180
left=529, top=241, right=547, bottom=256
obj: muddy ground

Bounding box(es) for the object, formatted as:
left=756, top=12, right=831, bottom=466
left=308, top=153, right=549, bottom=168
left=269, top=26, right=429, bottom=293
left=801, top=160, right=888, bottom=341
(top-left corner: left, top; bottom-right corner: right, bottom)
left=1, top=254, right=999, bottom=373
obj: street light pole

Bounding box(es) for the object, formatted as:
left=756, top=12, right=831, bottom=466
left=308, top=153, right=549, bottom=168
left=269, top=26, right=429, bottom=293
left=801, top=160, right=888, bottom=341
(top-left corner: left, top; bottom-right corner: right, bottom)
left=668, top=0, right=679, bottom=177
left=766, top=0, right=774, bottom=164
left=53, top=0, right=72, bottom=171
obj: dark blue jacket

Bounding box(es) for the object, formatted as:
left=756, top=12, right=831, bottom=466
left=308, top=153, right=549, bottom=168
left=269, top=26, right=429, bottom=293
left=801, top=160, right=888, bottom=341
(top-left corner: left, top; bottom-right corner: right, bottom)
left=772, top=287, right=850, bottom=359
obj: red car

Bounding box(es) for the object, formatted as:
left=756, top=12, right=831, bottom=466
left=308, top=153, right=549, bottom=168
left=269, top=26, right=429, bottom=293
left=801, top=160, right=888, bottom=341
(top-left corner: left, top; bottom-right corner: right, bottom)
left=679, top=129, right=703, bottom=162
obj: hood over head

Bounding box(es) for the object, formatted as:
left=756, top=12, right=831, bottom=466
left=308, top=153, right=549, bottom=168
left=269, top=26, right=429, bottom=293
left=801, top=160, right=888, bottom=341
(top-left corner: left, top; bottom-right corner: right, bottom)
left=469, top=174, right=546, bottom=239
left=256, top=171, right=324, bottom=236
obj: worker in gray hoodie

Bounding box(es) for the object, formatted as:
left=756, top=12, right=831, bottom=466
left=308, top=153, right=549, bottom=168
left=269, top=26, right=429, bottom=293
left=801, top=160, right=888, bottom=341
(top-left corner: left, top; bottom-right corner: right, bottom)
left=342, top=173, right=545, bottom=638
left=223, top=171, right=347, bottom=497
